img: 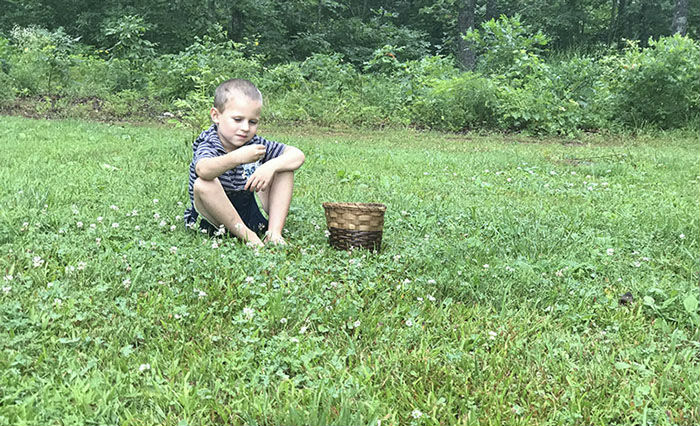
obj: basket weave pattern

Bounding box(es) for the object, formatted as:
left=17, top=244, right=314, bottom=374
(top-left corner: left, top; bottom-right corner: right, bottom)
left=323, top=202, right=386, bottom=250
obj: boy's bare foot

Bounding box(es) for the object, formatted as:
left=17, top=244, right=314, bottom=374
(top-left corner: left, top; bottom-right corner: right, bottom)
left=264, top=233, right=286, bottom=245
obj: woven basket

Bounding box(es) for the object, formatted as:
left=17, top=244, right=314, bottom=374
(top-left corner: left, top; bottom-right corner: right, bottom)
left=322, top=202, right=387, bottom=251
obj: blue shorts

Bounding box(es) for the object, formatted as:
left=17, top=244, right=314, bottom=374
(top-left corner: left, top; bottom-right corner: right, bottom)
left=199, top=190, right=268, bottom=236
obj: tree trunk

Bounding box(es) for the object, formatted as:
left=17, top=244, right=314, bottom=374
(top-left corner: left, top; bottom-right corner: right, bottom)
left=230, top=5, right=244, bottom=42
left=207, top=0, right=217, bottom=25
left=672, top=0, right=688, bottom=35
left=485, top=0, right=497, bottom=21
left=608, top=0, right=618, bottom=45
left=616, top=0, right=627, bottom=42
left=457, top=0, right=476, bottom=70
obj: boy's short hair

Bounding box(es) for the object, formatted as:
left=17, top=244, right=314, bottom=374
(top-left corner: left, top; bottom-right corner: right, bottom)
left=213, top=79, right=262, bottom=111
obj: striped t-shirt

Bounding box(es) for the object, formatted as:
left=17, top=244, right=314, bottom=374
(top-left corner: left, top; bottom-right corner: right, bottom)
left=183, top=124, right=286, bottom=226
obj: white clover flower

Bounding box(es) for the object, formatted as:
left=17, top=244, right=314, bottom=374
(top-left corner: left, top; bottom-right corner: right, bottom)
left=32, top=256, right=44, bottom=268
left=169, top=225, right=176, bottom=231
left=54, top=298, right=62, bottom=306
left=159, top=220, right=166, bottom=227
left=169, top=246, right=177, bottom=254
left=555, top=269, right=564, bottom=277
left=483, top=264, right=489, bottom=269
left=550, top=170, right=557, bottom=175
left=488, top=331, right=497, bottom=340
left=154, top=212, right=160, bottom=219
left=427, top=294, right=436, bottom=302
left=324, top=230, right=331, bottom=237
left=77, top=261, right=86, bottom=270
left=76, top=221, right=83, bottom=228
left=3, top=275, right=13, bottom=281
left=198, top=290, right=207, bottom=299
left=2, top=286, right=11, bottom=294
left=97, top=216, right=103, bottom=222
left=211, top=241, right=219, bottom=249
left=606, top=248, right=614, bottom=256
left=139, top=363, right=151, bottom=372
left=243, top=307, right=254, bottom=319
left=353, top=320, right=361, bottom=328
left=153, top=199, right=159, bottom=204
left=411, top=409, right=423, bottom=419
left=123, top=278, right=131, bottom=288
left=110, top=204, right=119, bottom=210
left=65, top=265, right=75, bottom=273
left=405, top=319, right=414, bottom=327
left=299, top=326, right=307, bottom=334
left=427, top=279, right=436, bottom=285
left=679, top=234, right=686, bottom=239
left=245, top=276, right=255, bottom=283
left=112, top=222, right=119, bottom=228
left=131, top=209, right=139, bottom=216
left=280, top=317, right=288, bottom=324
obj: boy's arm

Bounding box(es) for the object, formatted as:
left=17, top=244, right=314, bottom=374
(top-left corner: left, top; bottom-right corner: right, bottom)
left=195, top=145, right=266, bottom=180
left=245, top=146, right=305, bottom=192
left=264, top=146, right=306, bottom=173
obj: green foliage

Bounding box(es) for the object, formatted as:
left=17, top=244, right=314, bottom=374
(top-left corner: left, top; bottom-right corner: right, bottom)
left=606, top=35, right=700, bottom=128
left=465, top=15, right=550, bottom=75
left=409, top=72, right=497, bottom=131
left=149, top=30, right=262, bottom=102
left=100, top=15, right=157, bottom=61
left=8, top=26, right=79, bottom=94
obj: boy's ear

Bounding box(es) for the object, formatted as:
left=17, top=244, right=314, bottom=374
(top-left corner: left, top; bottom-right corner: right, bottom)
left=210, top=107, right=220, bottom=124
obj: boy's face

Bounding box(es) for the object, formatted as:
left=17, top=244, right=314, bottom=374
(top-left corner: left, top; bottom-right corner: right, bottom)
left=210, top=91, right=262, bottom=151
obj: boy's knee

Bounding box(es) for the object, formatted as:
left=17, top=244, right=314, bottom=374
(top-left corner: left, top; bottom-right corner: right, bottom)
left=193, top=177, right=220, bottom=197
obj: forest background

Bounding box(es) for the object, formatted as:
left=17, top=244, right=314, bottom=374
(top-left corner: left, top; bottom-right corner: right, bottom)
left=0, top=0, right=698, bottom=134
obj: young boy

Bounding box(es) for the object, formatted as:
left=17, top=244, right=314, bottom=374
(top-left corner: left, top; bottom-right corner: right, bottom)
left=183, top=79, right=305, bottom=247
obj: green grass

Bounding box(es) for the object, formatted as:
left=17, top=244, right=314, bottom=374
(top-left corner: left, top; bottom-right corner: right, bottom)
left=1, top=115, right=698, bottom=425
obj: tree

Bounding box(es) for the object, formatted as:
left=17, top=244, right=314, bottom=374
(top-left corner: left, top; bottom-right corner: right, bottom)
left=672, top=0, right=688, bottom=35
left=456, top=0, right=476, bottom=70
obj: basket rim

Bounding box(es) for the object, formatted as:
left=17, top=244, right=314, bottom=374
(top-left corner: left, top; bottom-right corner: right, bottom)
left=322, top=202, right=386, bottom=212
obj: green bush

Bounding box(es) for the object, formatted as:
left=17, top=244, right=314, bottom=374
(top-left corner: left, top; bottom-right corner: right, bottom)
left=148, top=32, right=262, bottom=102
left=606, top=35, right=700, bottom=128
left=8, top=26, right=79, bottom=95
left=465, top=15, right=550, bottom=75
left=409, top=72, right=497, bottom=131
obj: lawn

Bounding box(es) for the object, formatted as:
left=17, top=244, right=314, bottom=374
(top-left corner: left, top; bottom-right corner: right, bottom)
left=0, top=115, right=698, bottom=425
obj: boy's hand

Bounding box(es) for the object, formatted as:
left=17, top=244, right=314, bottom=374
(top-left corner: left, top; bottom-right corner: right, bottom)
left=234, top=145, right=266, bottom=165
left=245, top=163, right=275, bottom=192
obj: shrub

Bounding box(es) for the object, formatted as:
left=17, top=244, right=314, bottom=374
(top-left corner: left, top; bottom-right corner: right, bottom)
left=409, top=72, right=497, bottom=131
left=606, top=35, right=700, bottom=128
left=465, top=15, right=550, bottom=75
left=149, top=31, right=262, bottom=102
left=99, top=15, right=157, bottom=61
left=8, top=26, right=79, bottom=95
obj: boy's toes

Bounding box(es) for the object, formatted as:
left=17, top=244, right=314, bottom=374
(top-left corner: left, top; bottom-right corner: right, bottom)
left=264, top=233, right=286, bottom=245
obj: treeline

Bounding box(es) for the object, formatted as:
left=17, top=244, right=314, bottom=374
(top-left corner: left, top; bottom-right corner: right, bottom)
left=1, top=17, right=697, bottom=134
left=0, top=1, right=698, bottom=134
left=1, top=0, right=697, bottom=67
